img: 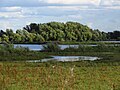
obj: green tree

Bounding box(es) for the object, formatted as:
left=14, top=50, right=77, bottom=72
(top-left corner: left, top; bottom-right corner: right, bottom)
left=13, top=34, right=22, bottom=43
left=2, top=34, right=9, bottom=43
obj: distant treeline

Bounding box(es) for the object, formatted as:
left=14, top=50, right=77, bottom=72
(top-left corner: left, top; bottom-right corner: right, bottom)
left=0, top=21, right=120, bottom=43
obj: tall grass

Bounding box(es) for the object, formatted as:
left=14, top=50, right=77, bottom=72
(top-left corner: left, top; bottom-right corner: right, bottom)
left=0, top=44, right=48, bottom=61
left=0, top=61, right=120, bottom=90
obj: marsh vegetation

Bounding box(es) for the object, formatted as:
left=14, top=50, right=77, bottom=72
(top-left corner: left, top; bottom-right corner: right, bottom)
left=0, top=40, right=120, bottom=90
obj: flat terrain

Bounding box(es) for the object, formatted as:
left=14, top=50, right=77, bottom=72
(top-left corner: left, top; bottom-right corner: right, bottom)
left=0, top=44, right=120, bottom=90
left=0, top=59, right=120, bottom=90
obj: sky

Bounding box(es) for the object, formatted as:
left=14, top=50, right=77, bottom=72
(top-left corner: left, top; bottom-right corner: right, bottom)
left=0, top=0, right=120, bottom=32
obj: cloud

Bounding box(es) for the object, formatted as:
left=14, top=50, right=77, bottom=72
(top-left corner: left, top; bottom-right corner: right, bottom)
left=0, top=0, right=120, bottom=10
left=105, top=6, right=120, bottom=9
left=0, top=0, right=43, bottom=7
left=0, top=7, right=22, bottom=12
left=0, top=0, right=120, bottom=32
left=0, top=21, right=13, bottom=30
left=100, top=0, right=113, bottom=6
left=44, top=0, right=101, bottom=5
left=100, top=0, right=120, bottom=6
left=0, top=12, right=24, bottom=19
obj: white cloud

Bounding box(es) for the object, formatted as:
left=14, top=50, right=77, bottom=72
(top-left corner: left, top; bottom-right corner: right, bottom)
left=0, top=0, right=120, bottom=32
left=1, top=7, right=22, bottom=12
left=0, top=21, right=13, bottom=30
left=68, top=14, right=82, bottom=20
left=100, top=0, right=113, bottom=6
left=112, top=0, right=120, bottom=5
left=0, top=12, right=24, bottom=18
left=48, top=6, right=104, bottom=11
left=44, top=0, right=101, bottom=5
left=100, top=0, right=120, bottom=6
left=105, top=6, right=120, bottom=9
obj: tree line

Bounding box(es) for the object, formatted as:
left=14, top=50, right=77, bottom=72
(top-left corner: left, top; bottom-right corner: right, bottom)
left=0, top=21, right=119, bottom=43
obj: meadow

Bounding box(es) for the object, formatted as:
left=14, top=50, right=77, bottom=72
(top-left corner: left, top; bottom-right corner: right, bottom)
left=0, top=60, right=120, bottom=90
left=0, top=43, right=120, bottom=90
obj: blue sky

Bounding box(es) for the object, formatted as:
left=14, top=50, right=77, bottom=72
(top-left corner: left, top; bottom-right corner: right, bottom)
left=0, top=0, right=120, bottom=32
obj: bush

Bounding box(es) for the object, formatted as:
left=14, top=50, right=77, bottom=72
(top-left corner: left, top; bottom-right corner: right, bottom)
left=13, top=46, right=30, bottom=54
left=63, top=46, right=78, bottom=52
left=42, top=43, right=61, bottom=52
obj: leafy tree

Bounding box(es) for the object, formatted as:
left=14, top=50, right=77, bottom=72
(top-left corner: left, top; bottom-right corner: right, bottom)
left=0, top=30, right=6, bottom=38
left=13, top=34, right=22, bottom=43
left=2, top=34, right=9, bottom=43
left=1, top=21, right=118, bottom=43
left=108, top=31, right=120, bottom=40
left=35, top=34, right=45, bottom=42
left=23, top=23, right=39, bottom=33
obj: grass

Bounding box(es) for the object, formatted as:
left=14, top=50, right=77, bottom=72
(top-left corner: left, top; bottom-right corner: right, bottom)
left=0, top=44, right=48, bottom=61
left=0, top=51, right=48, bottom=61
left=0, top=43, right=120, bottom=89
left=0, top=60, right=120, bottom=90
left=0, top=42, right=120, bottom=61
left=59, top=41, right=120, bottom=45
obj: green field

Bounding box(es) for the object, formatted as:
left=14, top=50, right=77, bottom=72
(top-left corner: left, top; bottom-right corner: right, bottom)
left=0, top=43, right=120, bottom=90
left=0, top=60, right=120, bottom=90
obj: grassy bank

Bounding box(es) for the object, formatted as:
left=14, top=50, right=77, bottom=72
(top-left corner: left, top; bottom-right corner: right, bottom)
left=0, top=44, right=48, bottom=61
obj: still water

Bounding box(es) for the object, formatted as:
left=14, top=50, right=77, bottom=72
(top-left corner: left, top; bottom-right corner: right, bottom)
left=14, top=41, right=120, bottom=51
left=14, top=44, right=96, bottom=51
left=27, top=56, right=100, bottom=62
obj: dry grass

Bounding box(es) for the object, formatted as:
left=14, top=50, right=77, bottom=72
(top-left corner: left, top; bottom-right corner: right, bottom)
left=0, top=61, right=120, bottom=90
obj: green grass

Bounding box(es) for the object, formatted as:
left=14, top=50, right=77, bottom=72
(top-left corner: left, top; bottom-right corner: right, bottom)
left=0, top=43, right=120, bottom=89
left=59, top=41, right=120, bottom=45
left=0, top=60, right=120, bottom=90
left=0, top=51, right=48, bottom=61
left=0, top=44, right=48, bottom=61
left=0, top=42, right=120, bottom=61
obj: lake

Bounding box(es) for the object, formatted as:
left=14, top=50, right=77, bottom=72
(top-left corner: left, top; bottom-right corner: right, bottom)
left=27, top=56, right=100, bottom=62
left=14, top=41, right=120, bottom=51
left=14, top=44, right=96, bottom=51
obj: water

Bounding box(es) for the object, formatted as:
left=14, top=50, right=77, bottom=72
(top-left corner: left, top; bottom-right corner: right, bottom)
left=14, top=44, right=43, bottom=51
left=27, top=56, right=100, bottom=62
left=14, top=41, right=120, bottom=51
left=14, top=44, right=96, bottom=51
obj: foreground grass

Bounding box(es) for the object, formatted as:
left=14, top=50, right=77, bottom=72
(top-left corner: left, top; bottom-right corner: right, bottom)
left=0, top=61, right=120, bottom=90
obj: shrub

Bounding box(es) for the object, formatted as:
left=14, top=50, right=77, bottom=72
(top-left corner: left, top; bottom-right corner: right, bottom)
left=42, top=43, right=61, bottom=52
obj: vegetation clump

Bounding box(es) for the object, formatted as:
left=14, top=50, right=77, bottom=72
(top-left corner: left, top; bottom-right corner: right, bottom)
left=42, top=43, right=61, bottom=52
left=0, top=43, right=48, bottom=61
left=1, top=21, right=119, bottom=44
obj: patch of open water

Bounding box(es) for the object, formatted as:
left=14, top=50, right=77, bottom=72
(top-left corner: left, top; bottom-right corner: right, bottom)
left=27, top=56, right=100, bottom=62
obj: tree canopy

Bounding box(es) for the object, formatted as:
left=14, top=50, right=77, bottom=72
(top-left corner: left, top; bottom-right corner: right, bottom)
left=0, top=21, right=119, bottom=43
